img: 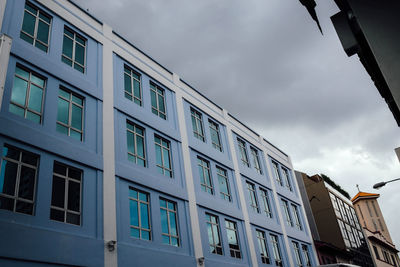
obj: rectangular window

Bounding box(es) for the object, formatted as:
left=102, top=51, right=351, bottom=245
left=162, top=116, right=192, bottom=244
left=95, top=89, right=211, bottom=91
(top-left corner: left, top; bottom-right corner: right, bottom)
left=217, top=166, right=231, bottom=201
left=292, top=204, right=302, bottom=230
left=330, top=192, right=341, bottom=218
left=256, top=230, right=270, bottom=264
left=209, top=120, right=222, bottom=151
left=124, top=65, right=142, bottom=105
left=160, top=198, right=179, bottom=246
left=238, top=139, right=249, bottom=167
left=260, top=189, right=272, bottom=218
left=282, top=199, right=293, bottom=227
left=293, top=241, right=303, bottom=267
left=9, top=66, right=46, bottom=123
left=20, top=3, right=51, bottom=52
left=154, top=135, right=172, bottom=177
left=50, top=162, right=82, bottom=226
left=129, top=187, right=151, bottom=240
left=126, top=121, right=146, bottom=167
left=191, top=108, right=205, bottom=141
left=272, top=161, right=283, bottom=186
left=198, top=157, right=213, bottom=194
left=56, top=88, right=84, bottom=141
left=246, top=182, right=259, bottom=213
left=206, top=213, right=223, bottom=255
left=61, top=27, right=86, bottom=73
left=250, top=147, right=262, bottom=174
left=0, top=144, right=39, bottom=215
left=302, top=244, right=312, bottom=267
left=270, top=234, right=283, bottom=267
left=225, top=220, right=241, bottom=259
left=150, top=82, right=166, bottom=119
left=391, top=255, right=397, bottom=267
left=282, top=168, right=292, bottom=191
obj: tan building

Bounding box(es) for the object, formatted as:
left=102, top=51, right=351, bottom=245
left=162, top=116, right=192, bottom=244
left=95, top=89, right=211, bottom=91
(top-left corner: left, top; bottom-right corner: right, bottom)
left=352, top=192, right=400, bottom=267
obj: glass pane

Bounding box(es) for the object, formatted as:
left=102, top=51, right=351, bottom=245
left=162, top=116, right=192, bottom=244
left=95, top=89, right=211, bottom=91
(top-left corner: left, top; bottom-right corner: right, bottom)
left=26, top=111, right=40, bottom=123
left=158, top=94, right=165, bottom=113
left=76, top=35, right=85, bottom=46
left=162, top=149, right=170, bottom=169
left=130, top=227, right=139, bottom=238
left=59, top=89, right=70, bottom=99
left=137, top=158, right=145, bottom=167
left=66, top=212, right=80, bottom=225
left=150, top=90, right=157, bottom=108
left=0, top=161, right=18, bottom=195
left=39, top=12, right=51, bottom=24
left=171, top=237, right=178, bottom=247
left=124, top=92, right=132, bottom=101
left=74, top=64, right=84, bottom=73
left=62, top=36, right=73, bottom=58
left=155, top=145, right=162, bottom=165
left=75, top=44, right=85, bottom=65
left=67, top=181, right=80, bottom=212
left=25, top=4, right=37, bottom=15
left=62, top=56, right=72, bottom=66
left=0, top=196, right=14, bottom=211
left=18, top=166, right=35, bottom=200
left=11, top=77, right=28, bottom=106
left=133, top=80, right=140, bottom=99
left=141, top=231, right=150, bottom=240
left=136, top=137, right=144, bottom=157
left=15, top=67, right=29, bottom=79
left=127, top=132, right=135, bottom=154
left=35, top=41, right=47, bottom=52
left=16, top=201, right=33, bottom=215
left=129, top=200, right=139, bottom=226
left=212, top=225, right=220, bottom=244
left=129, top=188, right=137, bottom=198
left=64, top=28, right=74, bottom=38
left=54, top=163, right=66, bottom=176
left=50, top=208, right=64, bottom=222
left=3, top=146, right=19, bottom=159
left=37, top=21, right=49, bottom=44
left=139, top=192, right=147, bottom=202
left=167, top=201, right=174, bottom=210
left=136, top=127, right=143, bottom=136
left=30, top=74, right=44, bottom=87
left=70, top=130, right=82, bottom=141
left=140, top=203, right=149, bottom=229
left=72, top=95, right=83, bottom=106
left=124, top=73, right=131, bottom=94
left=71, top=105, right=82, bottom=130
left=170, top=213, right=177, bottom=236
left=20, top=32, right=34, bottom=44
left=162, top=235, right=170, bottom=245
left=22, top=12, right=36, bottom=36
left=157, top=166, right=164, bottom=175
left=56, top=124, right=68, bottom=135
left=9, top=104, right=24, bottom=117
left=68, top=168, right=81, bottom=181
left=57, top=98, right=69, bottom=124
left=28, top=84, right=43, bottom=113
left=218, top=176, right=228, bottom=194
left=160, top=209, right=168, bottom=234
left=51, top=176, right=65, bottom=208
left=159, top=199, right=166, bottom=208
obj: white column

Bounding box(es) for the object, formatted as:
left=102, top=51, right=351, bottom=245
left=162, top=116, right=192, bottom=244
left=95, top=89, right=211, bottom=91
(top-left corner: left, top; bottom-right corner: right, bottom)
left=0, top=34, right=12, bottom=110
left=0, top=0, right=7, bottom=31
left=102, top=23, right=118, bottom=267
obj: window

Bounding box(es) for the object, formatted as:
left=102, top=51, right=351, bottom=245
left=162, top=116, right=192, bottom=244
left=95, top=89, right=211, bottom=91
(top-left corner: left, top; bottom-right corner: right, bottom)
left=371, top=201, right=379, bottom=217
left=270, top=234, right=283, bottom=267
left=256, top=230, right=270, bottom=264
left=9, top=66, right=45, bottom=123
left=209, top=120, right=222, bottom=151
left=391, top=255, right=397, bottom=267
left=160, top=198, right=179, bottom=246
left=260, top=189, right=272, bottom=218
left=50, top=162, right=82, bottom=225
left=198, top=157, right=213, bottom=194
left=250, top=147, right=262, bottom=174
left=377, top=218, right=385, bottom=232
left=373, top=246, right=380, bottom=260
left=282, top=199, right=293, bottom=227
left=124, top=65, right=141, bottom=105
left=129, top=188, right=151, bottom=240
left=126, top=121, right=146, bottom=167
left=237, top=139, right=249, bottom=167
left=61, top=27, right=86, bottom=73
left=191, top=108, right=205, bottom=141
left=154, top=135, right=172, bottom=177
left=0, top=144, right=39, bottom=215
left=330, top=192, right=341, bottom=218
left=206, top=214, right=223, bottom=255
left=293, top=242, right=303, bottom=267
left=225, top=220, right=241, bottom=259
left=217, top=166, right=231, bottom=201
left=272, top=161, right=283, bottom=186
left=246, top=182, right=259, bottom=213
left=20, top=3, right=51, bottom=52
left=366, top=201, right=373, bottom=217
left=292, top=204, right=302, bottom=230
left=302, top=244, right=312, bottom=267
left=150, top=83, right=166, bottom=119
left=282, top=168, right=292, bottom=191
left=56, top=88, right=84, bottom=141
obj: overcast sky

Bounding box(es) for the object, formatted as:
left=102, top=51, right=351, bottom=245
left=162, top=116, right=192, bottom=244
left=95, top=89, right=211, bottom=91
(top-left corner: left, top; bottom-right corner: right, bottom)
left=74, top=0, right=400, bottom=248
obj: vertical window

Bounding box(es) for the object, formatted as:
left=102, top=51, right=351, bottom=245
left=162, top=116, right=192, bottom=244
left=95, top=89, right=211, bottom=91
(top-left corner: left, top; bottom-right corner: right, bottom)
left=150, top=83, right=166, bottom=119
left=256, top=230, right=270, bottom=264
left=50, top=162, right=82, bottom=226
left=293, top=241, right=303, bottom=267
left=154, top=135, right=172, bottom=177
left=250, top=147, right=262, bottom=174
left=9, top=66, right=45, bottom=123
left=126, top=121, right=146, bottom=167
left=56, top=88, right=84, bottom=141
left=0, top=144, right=39, bottom=215
left=282, top=199, right=293, bottom=227
left=191, top=108, right=205, bottom=141
left=260, top=189, right=272, bottom=218
left=377, top=219, right=384, bottom=232
left=124, top=65, right=141, bottom=105
left=206, top=214, right=223, bottom=255
left=330, top=192, right=341, bottom=218
left=198, top=157, right=213, bottom=194
left=217, top=166, right=231, bottom=202
left=20, top=3, right=51, bottom=52
left=160, top=198, right=179, bottom=246
left=282, top=168, right=292, bottom=191
left=292, top=204, right=302, bottom=230
left=225, top=220, right=241, bottom=259
left=129, top=188, right=151, bottom=240
left=270, top=234, right=283, bottom=267
left=209, top=120, right=222, bottom=151
left=238, top=139, right=249, bottom=167
left=302, top=245, right=312, bottom=267
left=272, top=161, right=283, bottom=186
left=246, top=182, right=259, bottom=213
left=391, top=255, right=397, bottom=267
left=61, top=27, right=86, bottom=73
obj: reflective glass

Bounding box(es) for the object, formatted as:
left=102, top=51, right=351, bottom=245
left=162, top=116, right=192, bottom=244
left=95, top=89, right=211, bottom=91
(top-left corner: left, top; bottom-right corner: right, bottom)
left=67, top=181, right=80, bottom=212
left=129, top=200, right=139, bottom=226
left=37, top=21, right=49, bottom=43
left=22, top=12, right=35, bottom=36
left=62, top=36, right=73, bottom=58
left=71, top=105, right=82, bottom=130
left=140, top=203, right=149, bottom=229
left=57, top=98, right=69, bottom=124
left=160, top=209, right=168, bottom=234
left=11, top=77, right=28, bottom=106
left=0, top=161, right=17, bottom=195
left=18, top=166, right=35, bottom=200
left=51, top=176, right=65, bottom=208
left=28, top=84, right=43, bottom=112
left=75, top=44, right=85, bottom=65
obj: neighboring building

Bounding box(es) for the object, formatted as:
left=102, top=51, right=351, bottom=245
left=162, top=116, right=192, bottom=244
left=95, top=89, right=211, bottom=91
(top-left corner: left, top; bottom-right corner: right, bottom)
left=295, top=171, right=374, bottom=266
left=352, top=192, right=400, bottom=267
left=0, top=0, right=317, bottom=266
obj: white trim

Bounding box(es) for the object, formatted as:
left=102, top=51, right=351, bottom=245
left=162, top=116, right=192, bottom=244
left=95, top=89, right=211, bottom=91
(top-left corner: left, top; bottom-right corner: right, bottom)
left=0, top=34, right=12, bottom=110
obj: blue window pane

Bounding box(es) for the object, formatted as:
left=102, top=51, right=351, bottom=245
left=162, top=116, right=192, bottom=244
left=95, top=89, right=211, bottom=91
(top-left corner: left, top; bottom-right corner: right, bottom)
left=11, top=77, right=28, bottom=106
left=157, top=166, right=164, bottom=175
left=162, top=235, right=170, bottom=245
left=70, top=129, right=81, bottom=141
left=0, top=161, right=18, bottom=195
left=25, top=4, right=37, bottom=14
left=56, top=124, right=68, bottom=135
left=31, top=74, right=45, bottom=88
left=35, top=41, right=47, bottom=52
left=28, top=84, right=43, bottom=113
left=37, top=21, right=49, bottom=44
left=22, top=12, right=35, bottom=36
left=136, top=127, right=143, bottom=136
left=130, top=227, right=139, bottom=238
left=9, top=104, right=25, bottom=117
left=39, top=13, right=51, bottom=23
left=57, top=98, right=69, bottom=124
left=159, top=199, right=166, bottom=208
left=62, top=36, right=73, bottom=58
left=140, top=203, right=149, bottom=229
left=59, top=89, right=69, bottom=99
left=126, top=131, right=135, bottom=154
left=160, top=209, right=168, bottom=234
left=212, top=225, right=220, bottom=244
left=162, top=149, right=170, bottom=169
left=150, top=90, right=156, bottom=108
left=171, top=237, right=178, bottom=247
left=133, top=80, right=140, bottom=99
left=62, top=56, right=72, bottom=66
left=139, top=192, right=147, bottom=202
left=129, top=200, right=139, bottom=227
left=26, top=111, right=40, bottom=123
left=170, top=213, right=177, bottom=236
left=72, top=95, right=83, bottom=106
left=129, top=188, right=137, bottom=198
left=15, top=67, right=29, bottom=79
left=71, top=105, right=82, bottom=130
left=141, top=231, right=150, bottom=240
left=125, top=92, right=132, bottom=101
left=75, top=44, right=85, bottom=66
left=74, top=64, right=84, bottom=73
left=167, top=201, right=174, bottom=210
left=137, top=158, right=145, bottom=167
left=136, top=137, right=144, bottom=157
left=158, top=94, right=165, bottom=112
left=155, top=145, right=162, bottom=165
left=124, top=74, right=131, bottom=94
left=76, top=36, right=85, bottom=46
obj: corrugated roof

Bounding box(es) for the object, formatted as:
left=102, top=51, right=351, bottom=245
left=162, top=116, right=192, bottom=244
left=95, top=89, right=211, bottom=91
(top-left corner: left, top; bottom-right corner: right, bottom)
left=351, top=191, right=380, bottom=203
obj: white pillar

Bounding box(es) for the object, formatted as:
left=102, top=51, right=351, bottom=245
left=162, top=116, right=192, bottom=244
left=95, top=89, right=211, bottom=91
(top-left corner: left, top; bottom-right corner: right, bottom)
left=0, top=34, right=12, bottom=110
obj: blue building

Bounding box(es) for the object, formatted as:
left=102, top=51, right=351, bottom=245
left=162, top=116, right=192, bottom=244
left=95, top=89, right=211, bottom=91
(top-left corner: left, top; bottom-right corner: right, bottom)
left=0, top=0, right=317, bottom=266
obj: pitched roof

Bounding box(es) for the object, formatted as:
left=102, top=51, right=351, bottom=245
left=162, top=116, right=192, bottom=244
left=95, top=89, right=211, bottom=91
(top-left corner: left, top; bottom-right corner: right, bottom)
left=351, top=191, right=380, bottom=203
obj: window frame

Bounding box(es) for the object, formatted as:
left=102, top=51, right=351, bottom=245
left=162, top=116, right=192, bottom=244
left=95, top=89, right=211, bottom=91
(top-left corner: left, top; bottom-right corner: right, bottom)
left=209, top=119, right=222, bottom=151
left=124, top=65, right=142, bottom=105
left=126, top=120, right=146, bottom=167
left=150, top=82, right=167, bottom=119
left=250, top=146, right=262, bottom=174
left=61, top=26, right=86, bottom=73
left=246, top=181, right=259, bottom=213
left=272, top=161, right=283, bottom=186
left=159, top=198, right=180, bottom=247
left=225, top=219, right=242, bottom=259
left=270, top=234, right=283, bottom=267
left=291, top=204, right=303, bottom=231
left=216, top=166, right=231, bottom=202
left=282, top=167, right=292, bottom=191
left=260, top=188, right=273, bottom=218
left=292, top=241, right=304, bottom=267
left=128, top=187, right=151, bottom=240
left=256, top=229, right=271, bottom=264
left=282, top=199, right=293, bottom=227
left=301, top=244, right=312, bottom=267
left=154, top=135, right=173, bottom=178
left=206, top=213, right=223, bottom=255
left=237, top=138, right=250, bottom=167
left=191, top=108, right=205, bottom=141
left=198, top=157, right=213, bottom=194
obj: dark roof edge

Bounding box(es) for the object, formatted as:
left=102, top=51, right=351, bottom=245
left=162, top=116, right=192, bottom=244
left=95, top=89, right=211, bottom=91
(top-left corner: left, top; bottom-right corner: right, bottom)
left=67, top=0, right=103, bottom=25
left=179, top=79, right=223, bottom=111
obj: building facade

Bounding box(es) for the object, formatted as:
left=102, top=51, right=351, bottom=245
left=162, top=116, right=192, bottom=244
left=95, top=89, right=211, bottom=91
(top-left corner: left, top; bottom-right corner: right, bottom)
left=0, top=0, right=317, bottom=266
left=352, top=192, right=400, bottom=267
left=295, top=172, right=374, bottom=266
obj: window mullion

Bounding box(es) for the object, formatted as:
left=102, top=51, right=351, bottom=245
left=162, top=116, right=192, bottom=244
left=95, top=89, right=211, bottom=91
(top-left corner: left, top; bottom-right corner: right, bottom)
left=33, top=11, right=40, bottom=45
left=134, top=132, right=138, bottom=163
left=138, top=199, right=142, bottom=239
left=13, top=153, right=22, bottom=211
left=72, top=36, right=76, bottom=68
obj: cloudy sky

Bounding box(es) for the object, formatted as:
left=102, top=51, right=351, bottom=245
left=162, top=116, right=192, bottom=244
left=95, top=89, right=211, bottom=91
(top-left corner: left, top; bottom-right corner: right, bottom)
left=74, top=0, right=400, bottom=247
